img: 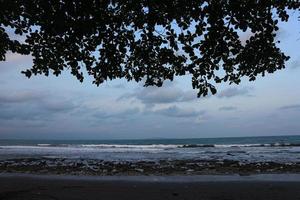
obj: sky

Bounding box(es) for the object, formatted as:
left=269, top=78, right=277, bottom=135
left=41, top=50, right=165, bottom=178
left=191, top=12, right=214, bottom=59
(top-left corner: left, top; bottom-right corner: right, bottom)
left=0, top=13, right=300, bottom=140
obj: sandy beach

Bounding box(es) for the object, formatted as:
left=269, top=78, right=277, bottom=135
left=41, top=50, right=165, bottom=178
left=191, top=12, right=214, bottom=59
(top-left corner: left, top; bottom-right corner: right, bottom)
left=1, top=173, right=300, bottom=200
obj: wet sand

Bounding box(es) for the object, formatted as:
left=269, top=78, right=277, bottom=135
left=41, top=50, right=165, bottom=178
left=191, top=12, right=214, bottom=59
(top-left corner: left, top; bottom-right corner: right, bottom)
left=1, top=174, right=300, bottom=200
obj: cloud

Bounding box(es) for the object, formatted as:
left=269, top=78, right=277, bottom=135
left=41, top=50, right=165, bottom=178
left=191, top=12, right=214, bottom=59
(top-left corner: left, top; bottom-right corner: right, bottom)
left=279, top=104, right=300, bottom=110
left=290, top=60, right=300, bottom=69
left=0, top=108, right=45, bottom=120
left=219, top=106, right=238, bottom=111
left=0, top=53, right=33, bottom=73
left=194, top=115, right=209, bottom=124
left=0, top=91, right=45, bottom=104
left=105, top=83, right=126, bottom=89
left=0, top=90, right=78, bottom=121
left=42, top=101, right=77, bottom=112
left=119, top=83, right=197, bottom=105
left=93, top=107, right=140, bottom=119
left=136, top=87, right=185, bottom=104
left=5, top=53, right=32, bottom=63
left=154, top=105, right=204, bottom=118
left=218, top=87, right=252, bottom=98
left=276, top=27, right=288, bottom=40
left=239, top=31, right=254, bottom=46
left=239, top=27, right=286, bottom=46
left=180, top=90, right=198, bottom=102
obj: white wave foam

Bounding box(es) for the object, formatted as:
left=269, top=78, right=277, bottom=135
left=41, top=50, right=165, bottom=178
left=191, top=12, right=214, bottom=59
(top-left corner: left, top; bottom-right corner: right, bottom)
left=1, top=143, right=299, bottom=151
left=80, top=144, right=180, bottom=149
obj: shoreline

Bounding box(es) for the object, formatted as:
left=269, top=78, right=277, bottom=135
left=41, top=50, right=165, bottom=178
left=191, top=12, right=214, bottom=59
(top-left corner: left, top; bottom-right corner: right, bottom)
left=1, top=157, right=300, bottom=176
left=1, top=173, right=300, bottom=200
left=2, top=172, right=300, bottom=182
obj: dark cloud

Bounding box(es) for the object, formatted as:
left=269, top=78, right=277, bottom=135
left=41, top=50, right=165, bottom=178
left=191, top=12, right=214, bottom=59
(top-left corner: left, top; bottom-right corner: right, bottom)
left=0, top=107, right=46, bottom=120
left=0, top=91, right=78, bottom=121
left=279, top=104, right=300, bottom=110
left=219, top=106, right=238, bottom=111
left=218, top=87, right=251, bottom=98
left=42, top=101, right=77, bottom=112
left=155, top=106, right=204, bottom=118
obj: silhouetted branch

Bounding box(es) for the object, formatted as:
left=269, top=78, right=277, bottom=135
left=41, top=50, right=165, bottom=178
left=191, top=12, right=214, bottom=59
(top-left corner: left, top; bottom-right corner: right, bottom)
left=0, top=0, right=299, bottom=96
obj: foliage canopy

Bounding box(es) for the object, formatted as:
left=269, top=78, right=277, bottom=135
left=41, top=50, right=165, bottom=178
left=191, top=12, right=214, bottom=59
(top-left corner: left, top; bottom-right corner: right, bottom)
left=0, top=1, right=299, bottom=96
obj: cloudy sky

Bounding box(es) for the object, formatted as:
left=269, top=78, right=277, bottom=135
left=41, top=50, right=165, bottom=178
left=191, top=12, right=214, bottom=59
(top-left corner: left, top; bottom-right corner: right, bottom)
left=0, top=14, right=300, bottom=140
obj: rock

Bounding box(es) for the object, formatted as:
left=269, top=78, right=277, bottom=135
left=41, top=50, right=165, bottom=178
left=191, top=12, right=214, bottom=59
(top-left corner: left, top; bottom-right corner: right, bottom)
left=135, top=168, right=144, bottom=173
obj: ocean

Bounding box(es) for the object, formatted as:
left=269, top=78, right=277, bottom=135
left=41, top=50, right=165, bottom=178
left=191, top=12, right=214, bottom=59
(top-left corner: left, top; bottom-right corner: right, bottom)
left=1, top=135, right=300, bottom=163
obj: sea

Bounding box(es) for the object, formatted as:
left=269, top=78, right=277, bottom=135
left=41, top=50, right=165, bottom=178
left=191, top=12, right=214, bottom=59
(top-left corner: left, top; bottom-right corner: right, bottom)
left=0, top=135, right=300, bottom=163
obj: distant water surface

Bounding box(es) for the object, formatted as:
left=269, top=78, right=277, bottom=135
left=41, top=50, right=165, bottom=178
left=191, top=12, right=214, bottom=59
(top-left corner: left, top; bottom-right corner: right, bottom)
left=0, top=135, right=300, bottom=163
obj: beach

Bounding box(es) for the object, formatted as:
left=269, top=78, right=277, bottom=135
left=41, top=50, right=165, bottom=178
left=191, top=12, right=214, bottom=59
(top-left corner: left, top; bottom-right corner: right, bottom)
left=1, top=136, right=300, bottom=176
left=1, top=174, right=300, bottom=200
left=0, top=136, right=300, bottom=199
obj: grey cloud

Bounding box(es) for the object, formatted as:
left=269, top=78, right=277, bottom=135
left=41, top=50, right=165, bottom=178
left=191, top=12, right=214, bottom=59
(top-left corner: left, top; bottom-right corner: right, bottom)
left=105, top=83, right=126, bottom=89
left=112, top=84, right=126, bottom=89
left=0, top=107, right=46, bottom=120
left=93, top=107, right=140, bottom=119
left=0, top=80, right=6, bottom=84
left=239, top=31, right=254, bottom=45
left=137, top=87, right=184, bottom=104
left=0, top=53, right=33, bottom=73
left=0, top=91, right=45, bottom=104
left=218, top=87, right=251, bottom=98
left=180, top=90, right=198, bottom=102
left=0, top=119, right=47, bottom=128
left=290, top=60, right=300, bottom=69
left=219, top=106, right=238, bottom=111
left=42, top=101, right=77, bottom=112
left=155, top=106, right=204, bottom=118
left=279, top=104, right=300, bottom=110
left=119, top=85, right=197, bottom=105
left=0, top=91, right=78, bottom=121
left=276, top=27, right=288, bottom=40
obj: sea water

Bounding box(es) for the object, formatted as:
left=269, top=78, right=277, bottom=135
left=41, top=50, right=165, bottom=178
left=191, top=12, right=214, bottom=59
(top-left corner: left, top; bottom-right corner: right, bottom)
left=0, top=135, right=300, bottom=163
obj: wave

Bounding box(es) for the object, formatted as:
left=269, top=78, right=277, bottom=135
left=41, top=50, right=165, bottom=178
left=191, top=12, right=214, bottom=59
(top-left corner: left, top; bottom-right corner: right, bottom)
left=2, top=142, right=300, bottom=150
left=180, top=143, right=300, bottom=148
left=79, top=144, right=179, bottom=149
left=35, top=144, right=180, bottom=150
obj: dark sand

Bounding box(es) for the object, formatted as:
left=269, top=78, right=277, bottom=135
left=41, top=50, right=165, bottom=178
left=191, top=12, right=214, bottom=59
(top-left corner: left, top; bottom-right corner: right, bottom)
left=1, top=174, right=300, bottom=200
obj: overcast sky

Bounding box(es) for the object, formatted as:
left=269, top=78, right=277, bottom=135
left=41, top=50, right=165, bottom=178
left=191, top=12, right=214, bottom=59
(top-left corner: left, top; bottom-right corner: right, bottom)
left=0, top=14, right=300, bottom=140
